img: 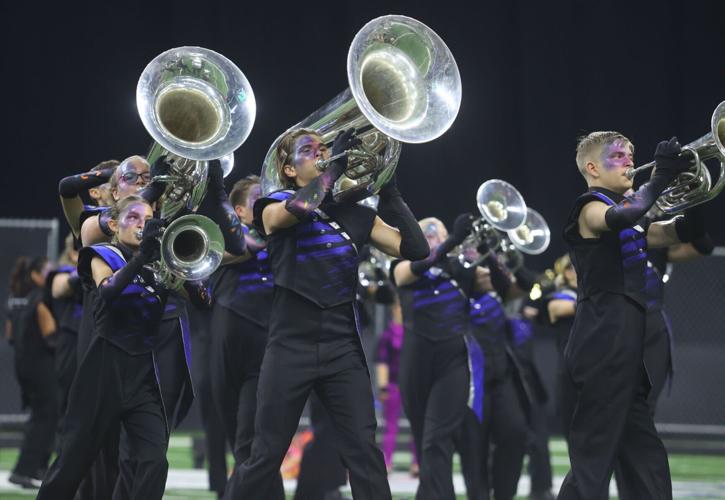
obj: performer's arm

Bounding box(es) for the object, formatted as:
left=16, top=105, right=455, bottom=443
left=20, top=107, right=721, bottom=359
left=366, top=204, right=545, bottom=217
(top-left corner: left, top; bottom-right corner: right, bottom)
left=93, top=220, right=163, bottom=301
left=373, top=175, right=429, bottom=261
left=36, top=301, right=57, bottom=339
left=548, top=299, right=576, bottom=324
left=648, top=202, right=708, bottom=248
left=51, top=270, right=81, bottom=299
left=262, top=129, right=359, bottom=234
left=59, top=167, right=115, bottom=237
left=393, top=214, right=473, bottom=287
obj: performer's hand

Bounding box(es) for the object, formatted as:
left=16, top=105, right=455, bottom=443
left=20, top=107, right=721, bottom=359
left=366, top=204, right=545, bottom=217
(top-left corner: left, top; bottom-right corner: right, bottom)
left=150, top=155, right=172, bottom=178
left=330, top=128, right=362, bottom=170
left=139, top=218, right=164, bottom=260
left=654, top=136, right=692, bottom=178
left=451, top=213, right=475, bottom=245
left=476, top=239, right=490, bottom=257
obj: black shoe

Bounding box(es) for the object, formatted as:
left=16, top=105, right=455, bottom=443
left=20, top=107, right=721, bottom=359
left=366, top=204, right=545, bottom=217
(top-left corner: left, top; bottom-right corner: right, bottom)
left=9, top=472, right=42, bottom=489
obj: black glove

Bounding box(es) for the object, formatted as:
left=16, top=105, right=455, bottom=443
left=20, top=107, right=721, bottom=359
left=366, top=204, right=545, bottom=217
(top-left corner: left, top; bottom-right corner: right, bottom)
left=476, top=239, right=490, bottom=257
left=675, top=202, right=707, bottom=243
left=151, top=155, right=172, bottom=178
left=653, top=137, right=692, bottom=181
left=451, top=213, right=474, bottom=245
left=206, top=159, right=226, bottom=201
left=139, top=218, right=164, bottom=261
left=330, top=128, right=362, bottom=171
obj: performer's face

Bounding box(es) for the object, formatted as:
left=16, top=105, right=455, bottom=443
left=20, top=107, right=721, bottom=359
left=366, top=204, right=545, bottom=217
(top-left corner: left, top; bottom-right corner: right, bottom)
left=596, top=140, right=634, bottom=193
left=287, top=134, right=330, bottom=187
left=423, top=222, right=446, bottom=249
left=114, top=159, right=151, bottom=200
left=116, top=202, right=153, bottom=248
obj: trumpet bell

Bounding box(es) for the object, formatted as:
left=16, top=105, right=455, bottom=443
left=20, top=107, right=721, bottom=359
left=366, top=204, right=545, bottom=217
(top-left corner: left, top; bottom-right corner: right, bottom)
left=476, top=180, right=527, bottom=231
left=159, top=214, right=224, bottom=287
left=507, top=208, right=550, bottom=255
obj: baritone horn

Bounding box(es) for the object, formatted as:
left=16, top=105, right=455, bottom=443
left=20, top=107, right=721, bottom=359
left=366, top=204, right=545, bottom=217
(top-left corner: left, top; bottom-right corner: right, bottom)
left=148, top=214, right=225, bottom=290
left=625, top=100, right=725, bottom=214
left=260, top=15, right=462, bottom=202
left=137, top=46, right=256, bottom=218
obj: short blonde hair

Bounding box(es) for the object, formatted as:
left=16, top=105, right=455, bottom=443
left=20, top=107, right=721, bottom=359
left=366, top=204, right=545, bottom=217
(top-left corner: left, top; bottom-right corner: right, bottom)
left=575, top=131, right=632, bottom=178
left=418, top=217, right=448, bottom=240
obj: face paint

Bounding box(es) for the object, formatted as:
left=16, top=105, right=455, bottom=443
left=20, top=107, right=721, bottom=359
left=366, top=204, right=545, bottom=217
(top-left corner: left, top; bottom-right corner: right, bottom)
left=118, top=202, right=152, bottom=243
left=117, top=160, right=151, bottom=194
left=293, top=135, right=327, bottom=165
left=600, top=140, right=634, bottom=171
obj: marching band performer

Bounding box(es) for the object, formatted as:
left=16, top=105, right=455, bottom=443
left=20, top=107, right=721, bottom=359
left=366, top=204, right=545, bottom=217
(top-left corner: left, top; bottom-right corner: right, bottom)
left=5, top=256, right=58, bottom=489
left=37, top=196, right=170, bottom=500
left=208, top=174, right=283, bottom=495
left=224, top=127, right=428, bottom=500
left=391, top=215, right=481, bottom=500
left=559, top=132, right=705, bottom=500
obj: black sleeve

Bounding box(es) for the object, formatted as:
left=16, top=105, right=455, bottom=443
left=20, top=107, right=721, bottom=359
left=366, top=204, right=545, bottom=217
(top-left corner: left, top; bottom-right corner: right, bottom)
left=96, top=255, right=147, bottom=302
left=604, top=174, right=672, bottom=231
left=409, top=237, right=459, bottom=276
left=483, top=253, right=513, bottom=298
left=377, top=195, right=429, bottom=261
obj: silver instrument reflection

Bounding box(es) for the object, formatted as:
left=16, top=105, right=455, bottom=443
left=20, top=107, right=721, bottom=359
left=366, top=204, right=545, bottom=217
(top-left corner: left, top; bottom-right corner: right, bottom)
left=625, top=100, right=725, bottom=214
left=147, top=214, right=225, bottom=290
left=137, top=46, right=255, bottom=219
left=260, top=15, right=461, bottom=203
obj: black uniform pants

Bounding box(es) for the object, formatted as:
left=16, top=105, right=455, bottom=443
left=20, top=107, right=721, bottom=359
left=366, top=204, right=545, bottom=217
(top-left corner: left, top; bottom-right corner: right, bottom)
left=558, top=294, right=671, bottom=500
left=210, top=306, right=267, bottom=466
left=224, top=290, right=390, bottom=500
left=294, top=392, right=348, bottom=500
left=455, top=369, right=527, bottom=500
left=37, top=338, right=169, bottom=500
left=13, top=353, right=57, bottom=478
left=54, top=329, right=77, bottom=438
left=399, top=333, right=469, bottom=500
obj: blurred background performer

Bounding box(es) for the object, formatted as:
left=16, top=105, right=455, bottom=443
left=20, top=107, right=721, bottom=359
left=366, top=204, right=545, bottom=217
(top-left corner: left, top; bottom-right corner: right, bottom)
left=391, top=215, right=480, bottom=500
left=45, top=235, right=83, bottom=450
left=559, top=132, right=703, bottom=500
left=208, top=174, right=281, bottom=496
left=5, top=256, right=58, bottom=489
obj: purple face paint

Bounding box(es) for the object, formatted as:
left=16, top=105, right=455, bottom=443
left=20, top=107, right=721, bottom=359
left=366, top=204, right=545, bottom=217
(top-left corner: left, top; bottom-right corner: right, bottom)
left=600, top=140, right=634, bottom=171
left=118, top=202, right=152, bottom=243
left=293, top=135, right=327, bottom=165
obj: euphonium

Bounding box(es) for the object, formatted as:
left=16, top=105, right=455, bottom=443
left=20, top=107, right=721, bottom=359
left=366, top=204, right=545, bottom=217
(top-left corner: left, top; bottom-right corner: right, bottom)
left=625, top=100, right=725, bottom=214
left=260, top=15, right=462, bottom=203
left=137, top=46, right=256, bottom=219
left=147, top=214, right=225, bottom=290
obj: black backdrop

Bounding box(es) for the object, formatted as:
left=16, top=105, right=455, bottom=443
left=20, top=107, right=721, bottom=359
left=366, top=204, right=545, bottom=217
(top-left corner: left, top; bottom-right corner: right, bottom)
left=3, top=0, right=725, bottom=269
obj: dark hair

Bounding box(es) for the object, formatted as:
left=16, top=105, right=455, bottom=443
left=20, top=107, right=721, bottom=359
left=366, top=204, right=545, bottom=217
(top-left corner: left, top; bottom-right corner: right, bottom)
left=229, top=175, right=261, bottom=208
left=91, top=159, right=120, bottom=173
left=9, top=256, right=46, bottom=297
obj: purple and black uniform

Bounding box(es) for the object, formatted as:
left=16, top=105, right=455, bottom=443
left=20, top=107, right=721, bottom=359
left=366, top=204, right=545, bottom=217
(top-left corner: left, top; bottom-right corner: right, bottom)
left=392, top=257, right=473, bottom=500
left=209, top=229, right=278, bottom=480
left=558, top=187, right=671, bottom=500
left=38, top=243, right=171, bottom=500
left=224, top=190, right=391, bottom=500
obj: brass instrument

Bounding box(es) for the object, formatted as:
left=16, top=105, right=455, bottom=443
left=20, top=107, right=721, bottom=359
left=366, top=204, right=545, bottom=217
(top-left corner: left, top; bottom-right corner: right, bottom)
left=625, top=100, right=725, bottom=214
left=147, top=214, right=225, bottom=289
left=260, top=15, right=461, bottom=203
left=137, top=46, right=255, bottom=219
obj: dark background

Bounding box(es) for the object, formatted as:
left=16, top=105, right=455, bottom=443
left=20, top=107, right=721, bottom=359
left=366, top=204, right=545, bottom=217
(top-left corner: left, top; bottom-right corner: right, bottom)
left=3, top=0, right=724, bottom=270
